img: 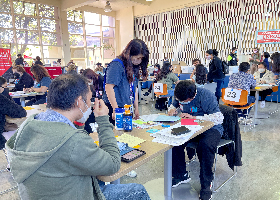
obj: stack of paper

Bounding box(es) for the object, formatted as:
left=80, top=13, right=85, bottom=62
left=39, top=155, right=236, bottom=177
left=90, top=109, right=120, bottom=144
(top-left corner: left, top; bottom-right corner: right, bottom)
left=150, top=122, right=203, bottom=146
left=116, top=133, right=146, bottom=147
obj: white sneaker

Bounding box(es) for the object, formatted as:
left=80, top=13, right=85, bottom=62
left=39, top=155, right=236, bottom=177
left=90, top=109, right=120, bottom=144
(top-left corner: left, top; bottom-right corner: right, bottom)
left=126, top=170, right=137, bottom=178
left=260, top=101, right=265, bottom=108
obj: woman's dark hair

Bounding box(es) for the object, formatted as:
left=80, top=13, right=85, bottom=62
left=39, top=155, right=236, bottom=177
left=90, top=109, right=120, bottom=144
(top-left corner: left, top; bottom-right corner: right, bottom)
left=31, top=64, right=51, bottom=82
left=206, top=49, right=219, bottom=56
left=17, top=54, right=23, bottom=59
left=12, top=65, right=26, bottom=73
left=0, top=77, right=7, bottom=87
left=154, top=63, right=160, bottom=70
left=118, top=39, right=149, bottom=83
left=47, top=74, right=89, bottom=111
left=258, top=62, right=267, bottom=68
left=156, top=62, right=172, bottom=81
left=232, top=47, right=237, bottom=51
left=195, top=64, right=207, bottom=85
left=36, top=56, right=41, bottom=60
left=174, top=80, right=196, bottom=102
left=192, top=59, right=201, bottom=64
left=239, top=62, right=250, bottom=72
left=271, top=52, right=280, bottom=73
left=82, top=68, right=99, bottom=91
left=264, top=52, right=270, bottom=58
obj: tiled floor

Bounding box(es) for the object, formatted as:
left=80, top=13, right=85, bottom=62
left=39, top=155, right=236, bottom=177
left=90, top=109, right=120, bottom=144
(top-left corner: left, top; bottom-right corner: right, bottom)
left=1, top=91, right=280, bottom=200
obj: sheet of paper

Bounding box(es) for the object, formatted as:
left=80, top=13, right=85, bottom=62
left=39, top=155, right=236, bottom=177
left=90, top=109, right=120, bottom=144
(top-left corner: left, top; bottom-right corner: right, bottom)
left=153, top=115, right=181, bottom=122
left=256, top=84, right=272, bottom=87
left=181, top=119, right=198, bottom=125
left=116, top=133, right=146, bottom=147
left=140, top=114, right=161, bottom=122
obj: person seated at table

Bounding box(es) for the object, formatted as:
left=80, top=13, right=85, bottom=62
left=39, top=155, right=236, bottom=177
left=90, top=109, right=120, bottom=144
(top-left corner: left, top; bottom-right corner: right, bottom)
left=191, top=64, right=208, bottom=88
left=156, top=61, right=179, bottom=106
left=271, top=52, right=280, bottom=85
left=11, top=65, right=34, bottom=92
left=81, top=68, right=104, bottom=133
left=252, top=62, right=275, bottom=108
left=262, top=52, right=271, bottom=71
left=228, top=62, right=256, bottom=117
left=190, top=59, right=202, bottom=82
left=25, top=65, right=52, bottom=106
left=35, top=56, right=43, bottom=66
left=5, top=73, right=150, bottom=200
left=0, top=77, right=26, bottom=149
left=168, top=80, right=224, bottom=200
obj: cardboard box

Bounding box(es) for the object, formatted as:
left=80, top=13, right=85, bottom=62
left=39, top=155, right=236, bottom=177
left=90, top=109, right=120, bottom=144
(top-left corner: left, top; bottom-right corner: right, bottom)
left=179, top=61, right=187, bottom=66
left=171, top=61, right=179, bottom=65
left=173, top=65, right=181, bottom=74
left=181, top=66, right=194, bottom=73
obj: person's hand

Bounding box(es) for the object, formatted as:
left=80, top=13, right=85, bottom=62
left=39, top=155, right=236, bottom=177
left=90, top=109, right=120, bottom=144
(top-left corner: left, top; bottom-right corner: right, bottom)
left=134, top=108, right=140, bottom=119
left=94, top=98, right=109, bottom=117
left=260, top=80, right=266, bottom=84
left=168, top=108, right=177, bottom=116
left=256, top=59, right=260, bottom=62
left=112, top=110, right=116, bottom=120
left=180, top=113, right=196, bottom=119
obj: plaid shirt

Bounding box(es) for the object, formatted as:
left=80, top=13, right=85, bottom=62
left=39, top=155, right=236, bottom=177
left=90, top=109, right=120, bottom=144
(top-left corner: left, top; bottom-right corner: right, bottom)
left=228, top=72, right=256, bottom=93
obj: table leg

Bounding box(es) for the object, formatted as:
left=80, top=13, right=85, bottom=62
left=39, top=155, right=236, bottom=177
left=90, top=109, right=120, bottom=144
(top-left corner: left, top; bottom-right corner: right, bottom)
left=253, top=91, right=259, bottom=125
left=110, top=179, right=120, bottom=184
left=20, top=97, right=25, bottom=107
left=164, top=148, right=172, bottom=198
left=152, top=81, right=155, bottom=101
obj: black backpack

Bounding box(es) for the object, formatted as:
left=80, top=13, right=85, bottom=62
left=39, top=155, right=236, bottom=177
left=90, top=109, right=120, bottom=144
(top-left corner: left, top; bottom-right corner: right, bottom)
left=222, top=61, right=229, bottom=74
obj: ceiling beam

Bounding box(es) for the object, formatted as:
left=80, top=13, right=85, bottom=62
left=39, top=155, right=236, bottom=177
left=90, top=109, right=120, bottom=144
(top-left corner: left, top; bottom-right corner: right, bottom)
left=130, top=0, right=152, bottom=6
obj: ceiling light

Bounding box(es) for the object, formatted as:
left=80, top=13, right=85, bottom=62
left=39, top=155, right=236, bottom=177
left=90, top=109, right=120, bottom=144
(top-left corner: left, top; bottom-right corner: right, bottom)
left=104, top=1, right=112, bottom=12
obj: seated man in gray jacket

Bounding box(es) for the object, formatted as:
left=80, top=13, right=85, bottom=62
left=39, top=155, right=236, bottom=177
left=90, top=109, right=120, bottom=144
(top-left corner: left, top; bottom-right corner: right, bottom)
left=6, top=73, right=150, bottom=200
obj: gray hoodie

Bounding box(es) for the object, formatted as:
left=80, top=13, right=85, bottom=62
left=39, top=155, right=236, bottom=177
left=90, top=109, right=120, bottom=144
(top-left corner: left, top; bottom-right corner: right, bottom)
left=5, top=114, right=121, bottom=200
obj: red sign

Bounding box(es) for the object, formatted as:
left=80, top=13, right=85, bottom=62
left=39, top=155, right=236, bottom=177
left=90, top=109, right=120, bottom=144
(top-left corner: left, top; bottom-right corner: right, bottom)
left=0, top=48, right=12, bottom=76
left=256, top=30, right=280, bottom=44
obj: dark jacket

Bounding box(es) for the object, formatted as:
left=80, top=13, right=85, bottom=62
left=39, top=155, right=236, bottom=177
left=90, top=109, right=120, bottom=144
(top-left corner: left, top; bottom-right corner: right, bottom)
left=227, top=53, right=238, bottom=66
left=12, top=72, right=34, bottom=91
left=35, top=60, right=43, bottom=66
left=218, top=105, right=242, bottom=170
left=0, top=94, right=27, bottom=149
left=15, top=58, right=24, bottom=66
left=207, top=56, right=225, bottom=81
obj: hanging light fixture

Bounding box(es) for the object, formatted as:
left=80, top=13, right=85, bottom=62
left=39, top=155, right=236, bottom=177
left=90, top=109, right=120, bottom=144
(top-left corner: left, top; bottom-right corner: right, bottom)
left=104, top=1, right=112, bottom=12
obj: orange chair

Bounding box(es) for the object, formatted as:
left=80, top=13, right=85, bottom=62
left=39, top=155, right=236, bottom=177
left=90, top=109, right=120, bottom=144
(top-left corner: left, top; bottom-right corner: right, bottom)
left=153, top=83, right=169, bottom=112
left=267, top=86, right=279, bottom=114
left=221, top=88, right=255, bottom=126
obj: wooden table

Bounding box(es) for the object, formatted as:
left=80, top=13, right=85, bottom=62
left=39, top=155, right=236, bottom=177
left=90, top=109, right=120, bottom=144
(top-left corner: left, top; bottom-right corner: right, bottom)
left=251, top=85, right=273, bottom=124
left=9, top=92, right=45, bottom=107
left=91, top=121, right=214, bottom=198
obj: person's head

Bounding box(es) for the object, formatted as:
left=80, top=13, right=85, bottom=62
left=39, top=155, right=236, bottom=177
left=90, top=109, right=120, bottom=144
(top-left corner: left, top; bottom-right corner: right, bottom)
left=36, top=56, right=41, bottom=61
left=119, top=39, right=149, bottom=83
left=258, top=62, right=267, bottom=73
left=67, top=64, right=76, bottom=72
left=105, top=63, right=109, bottom=68
left=174, top=80, right=197, bottom=103
left=154, top=63, right=160, bottom=71
left=271, top=52, right=280, bottom=73
left=69, top=60, right=74, bottom=63
left=47, top=74, right=91, bottom=121
left=17, top=54, right=22, bottom=59
left=156, top=62, right=172, bottom=81
left=12, top=65, right=26, bottom=76
left=239, top=62, right=250, bottom=73
left=232, top=47, right=237, bottom=54
left=95, top=63, right=103, bottom=72
left=82, top=68, right=99, bottom=87
left=192, top=59, right=201, bottom=67
left=31, top=64, right=51, bottom=82
left=0, top=77, right=7, bottom=94
left=253, top=47, right=259, bottom=54
left=206, top=49, right=219, bottom=60
left=57, top=59, right=61, bottom=63
left=195, top=64, right=207, bottom=85
left=263, top=52, right=270, bottom=58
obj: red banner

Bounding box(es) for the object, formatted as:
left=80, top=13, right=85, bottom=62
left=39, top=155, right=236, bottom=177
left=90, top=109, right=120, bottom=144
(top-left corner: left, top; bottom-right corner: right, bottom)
left=256, top=30, right=280, bottom=44
left=0, top=48, right=12, bottom=76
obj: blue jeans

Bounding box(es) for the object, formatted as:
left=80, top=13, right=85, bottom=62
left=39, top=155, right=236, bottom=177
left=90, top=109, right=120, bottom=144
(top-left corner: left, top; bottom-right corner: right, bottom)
left=214, top=79, right=224, bottom=102
left=160, top=90, right=174, bottom=107
left=99, top=182, right=150, bottom=200
left=236, top=96, right=256, bottom=117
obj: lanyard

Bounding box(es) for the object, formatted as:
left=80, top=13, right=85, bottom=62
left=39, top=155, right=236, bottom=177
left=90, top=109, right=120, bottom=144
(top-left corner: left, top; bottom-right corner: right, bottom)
left=129, top=75, right=135, bottom=104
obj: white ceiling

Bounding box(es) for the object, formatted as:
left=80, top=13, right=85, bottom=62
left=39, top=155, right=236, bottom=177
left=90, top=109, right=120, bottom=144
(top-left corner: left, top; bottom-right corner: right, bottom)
left=88, top=0, right=143, bottom=11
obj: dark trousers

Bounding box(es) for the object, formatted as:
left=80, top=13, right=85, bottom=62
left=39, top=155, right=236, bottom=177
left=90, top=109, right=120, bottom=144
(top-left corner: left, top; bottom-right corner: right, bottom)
left=84, top=111, right=95, bottom=134
left=250, top=89, right=273, bottom=101
left=106, top=102, right=115, bottom=125
left=214, top=79, right=224, bottom=102
left=25, top=97, right=47, bottom=106
left=172, top=128, right=221, bottom=190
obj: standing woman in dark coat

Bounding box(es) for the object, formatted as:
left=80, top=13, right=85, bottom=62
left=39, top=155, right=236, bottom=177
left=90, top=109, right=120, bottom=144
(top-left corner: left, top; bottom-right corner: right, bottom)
left=12, top=65, right=34, bottom=91
left=206, top=49, right=225, bottom=102
left=15, top=54, right=24, bottom=66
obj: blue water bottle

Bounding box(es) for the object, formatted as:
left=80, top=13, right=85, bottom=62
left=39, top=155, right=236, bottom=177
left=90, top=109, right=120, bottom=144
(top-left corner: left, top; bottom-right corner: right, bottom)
left=115, top=108, right=125, bottom=130
left=123, top=105, right=133, bottom=132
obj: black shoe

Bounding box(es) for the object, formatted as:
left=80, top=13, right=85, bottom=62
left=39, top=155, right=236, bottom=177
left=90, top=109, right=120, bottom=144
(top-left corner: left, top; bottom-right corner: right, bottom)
left=172, top=173, right=191, bottom=188
left=143, top=92, right=150, bottom=96
left=199, top=189, right=212, bottom=200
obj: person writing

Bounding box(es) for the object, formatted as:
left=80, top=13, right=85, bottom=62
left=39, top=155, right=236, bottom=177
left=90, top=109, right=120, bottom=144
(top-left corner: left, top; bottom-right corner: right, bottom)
left=5, top=73, right=150, bottom=200
left=206, top=49, right=225, bottom=102
left=168, top=80, right=224, bottom=200
left=0, top=77, right=26, bottom=149
left=103, top=39, right=149, bottom=124
left=11, top=65, right=34, bottom=92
